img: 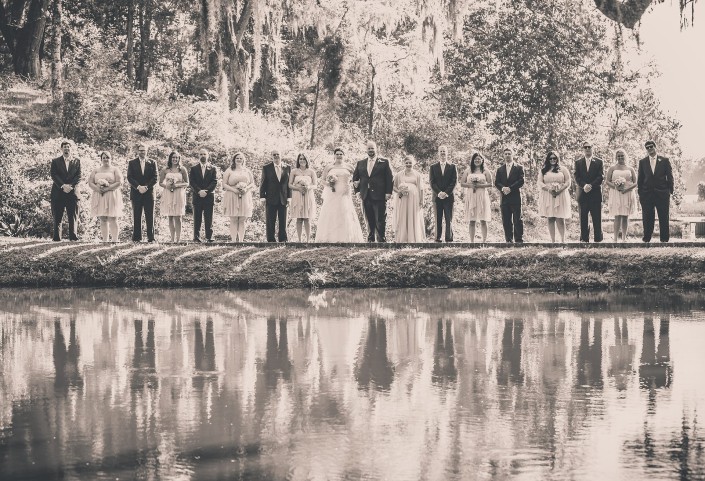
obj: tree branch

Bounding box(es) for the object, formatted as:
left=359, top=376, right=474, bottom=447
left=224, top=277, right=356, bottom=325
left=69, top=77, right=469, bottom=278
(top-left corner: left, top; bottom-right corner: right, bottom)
left=592, top=0, right=654, bottom=29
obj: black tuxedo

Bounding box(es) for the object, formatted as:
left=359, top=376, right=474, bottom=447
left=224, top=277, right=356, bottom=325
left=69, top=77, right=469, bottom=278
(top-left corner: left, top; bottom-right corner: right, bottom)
left=127, top=157, right=158, bottom=241
left=494, top=163, right=525, bottom=242
left=50, top=155, right=81, bottom=241
left=189, top=162, right=218, bottom=241
left=429, top=162, right=458, bottom=241
left=259, top=162, right=291, bottom=242
left=353, top=157, right=394, bottom=242
left=637, top=155, right=673, bottom=242
left=574, top=157, right=604, bottom=242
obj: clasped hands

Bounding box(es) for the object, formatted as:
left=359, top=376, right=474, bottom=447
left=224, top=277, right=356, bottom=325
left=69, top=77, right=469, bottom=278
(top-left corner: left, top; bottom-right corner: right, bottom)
left=437, top=191, right=449, bottom=200
left=583, top=184, right=593, bottom=193
left=501, top=186, right=511, bottom=195
left=61, top=184, right=74, bottom=194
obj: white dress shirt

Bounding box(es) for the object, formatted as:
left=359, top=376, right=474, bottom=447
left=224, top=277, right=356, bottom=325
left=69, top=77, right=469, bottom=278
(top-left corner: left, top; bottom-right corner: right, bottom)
left=367, top=158, right=376, bottom=176
left=649, top=155, right=657, bottom=173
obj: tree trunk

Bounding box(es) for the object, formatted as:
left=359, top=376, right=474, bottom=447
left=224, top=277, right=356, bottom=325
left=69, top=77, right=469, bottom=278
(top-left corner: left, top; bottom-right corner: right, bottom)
left=50, top=0, right=62, bottom=102
left=309, top=73, right=321, bottom=149
left=136, top=0, right=152, bottom=91
left=1, top=0, right=51, bottom=79
left=126, top=0, right=134, bottom=82
left=367, top=65, right=376, bottom=137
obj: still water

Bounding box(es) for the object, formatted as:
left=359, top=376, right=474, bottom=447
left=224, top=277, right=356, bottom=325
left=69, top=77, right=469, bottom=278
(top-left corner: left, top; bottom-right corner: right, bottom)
left=1, top=288, right=704, bottom=481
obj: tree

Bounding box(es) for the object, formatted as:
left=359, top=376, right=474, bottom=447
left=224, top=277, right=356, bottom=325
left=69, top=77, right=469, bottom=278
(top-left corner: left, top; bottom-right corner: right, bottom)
left=0, top=0, right=51, bottom=78
left=50, top=0, right=62, bottom=102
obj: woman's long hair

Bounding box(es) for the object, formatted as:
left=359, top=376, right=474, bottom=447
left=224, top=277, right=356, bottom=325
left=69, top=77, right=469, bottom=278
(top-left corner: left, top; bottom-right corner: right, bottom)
left=167, top=151, right=179, bottom=169
left=230, top=152, right=245, bottom=170
left=542, top=151, right=560, bottom=175
left=470, top=152, right=485, bottom=173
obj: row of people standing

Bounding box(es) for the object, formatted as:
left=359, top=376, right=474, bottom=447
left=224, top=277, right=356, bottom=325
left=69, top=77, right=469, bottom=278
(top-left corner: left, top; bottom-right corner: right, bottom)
left=50, top=139, right=673, bottom=243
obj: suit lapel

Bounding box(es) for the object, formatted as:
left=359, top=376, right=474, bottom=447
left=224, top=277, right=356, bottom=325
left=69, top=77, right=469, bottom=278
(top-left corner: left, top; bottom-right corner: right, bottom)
left=370, top=159, right=383, bottom=177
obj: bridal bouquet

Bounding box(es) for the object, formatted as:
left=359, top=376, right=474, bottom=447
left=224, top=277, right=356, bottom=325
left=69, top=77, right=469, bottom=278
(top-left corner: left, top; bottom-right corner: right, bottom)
left=469, top=173, right=484, bottom=191
left=326, top=174, right=337, bottom=192
left=97, top=178, right=109, bottom=196
left=296, top=176, right=311, bottom=193
left=235, top=181, right=247, bottom=198
left=398, top=184, right=410, bottom=198
left=614, top=177, right=626, bottom=190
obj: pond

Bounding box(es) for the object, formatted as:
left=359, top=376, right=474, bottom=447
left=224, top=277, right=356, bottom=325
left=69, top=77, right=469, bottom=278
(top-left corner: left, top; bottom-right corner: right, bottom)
left=1, top=288, right=704, bottom=480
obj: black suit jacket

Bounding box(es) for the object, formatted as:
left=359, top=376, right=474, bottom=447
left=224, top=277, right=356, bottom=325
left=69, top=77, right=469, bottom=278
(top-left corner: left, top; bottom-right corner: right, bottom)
left=429, top=163, right=458, bottom=201
left=50, top=156, right=81, bottom=201
left=574, top=157, right=604, bottom=204
left=637, top=155, right=673, bottom=199
left=494, top=164, right=525, bottom=205
left=259, top=162, right=291, bottom=206
left=189, top=162, right=218, bottom=203
left=352, top=157, right=394, bottom=201
left=127, top=157, right=158, bottom=200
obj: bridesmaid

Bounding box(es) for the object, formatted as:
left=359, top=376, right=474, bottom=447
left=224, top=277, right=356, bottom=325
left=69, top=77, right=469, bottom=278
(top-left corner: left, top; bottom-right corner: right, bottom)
left=460, top=152, right=492, bottom=243
left=222, top=152, right=255, bottom=242
left=605, top=148, right=637, bottom=242
left=159, top=151, right=189, bottom=243
left=88, top=151, right=124, bottom=242
left=289, top=153, right=317, bottom=242
left=393, top=155, right=425, bottom=242
left=537, top=151, right=571, bottom=243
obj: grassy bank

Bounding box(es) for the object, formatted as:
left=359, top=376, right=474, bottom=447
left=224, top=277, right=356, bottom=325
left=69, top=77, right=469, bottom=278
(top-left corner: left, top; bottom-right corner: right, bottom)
left=1, top=239, right=705, bottom=289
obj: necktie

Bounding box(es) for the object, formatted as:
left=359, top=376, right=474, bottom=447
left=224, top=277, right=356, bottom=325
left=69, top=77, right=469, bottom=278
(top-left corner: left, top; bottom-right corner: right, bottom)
left=275, top=165, right=281, bottom=180
left=368, top=160, right=375, bottom=176
left=441, top=163, right=446, bottom=175
left=140, top=161, right=145, bottom=175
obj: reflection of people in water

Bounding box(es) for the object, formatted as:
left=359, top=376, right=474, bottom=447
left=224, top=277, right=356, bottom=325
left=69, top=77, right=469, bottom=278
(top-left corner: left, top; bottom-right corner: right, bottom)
left=264, top=317, right=292, bottom=387
left=432, top=319, right=457, bottom=386
left=609, top=317, right=635, bottom=391
left=131, top=319, right=157, bottom=391
left=497, top=320, right=524, bottom=386
left=194, top=318, right=216, bottom=372
left=576, top=316, right=603, bottom=388
left=53, top=318, right=83, bottom=393
left=639, top=316, right=671, bottom=390
left=355, top=317, right=394, bottom=391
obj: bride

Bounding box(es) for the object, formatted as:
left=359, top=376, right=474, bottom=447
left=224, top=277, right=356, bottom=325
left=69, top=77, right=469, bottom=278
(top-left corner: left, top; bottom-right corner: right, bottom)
left=315, top=148, right=365, bottom=243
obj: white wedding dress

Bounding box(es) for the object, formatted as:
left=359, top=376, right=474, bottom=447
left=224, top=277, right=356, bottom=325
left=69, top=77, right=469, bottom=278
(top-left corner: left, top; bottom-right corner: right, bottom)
left=315, top=165, right=365, bottom=243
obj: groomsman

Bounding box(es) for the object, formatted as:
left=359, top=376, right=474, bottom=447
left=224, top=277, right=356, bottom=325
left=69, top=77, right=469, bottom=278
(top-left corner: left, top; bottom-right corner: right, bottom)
left=353, top=141, right=394, bottom=242
left=260, top=150, right=291, bottom=242
left=494, top=147, right=524, bottom=243
left=190, top=148, right=218, bottom=242
left=574, top=141, right=604, bottom=243
left=50, top=141, right=81, bottom=241
left=127, top=143, right=158, bottom=242
left=429, top=145, right=457, bottom=242
left=638, top=140, right=674, bottom=242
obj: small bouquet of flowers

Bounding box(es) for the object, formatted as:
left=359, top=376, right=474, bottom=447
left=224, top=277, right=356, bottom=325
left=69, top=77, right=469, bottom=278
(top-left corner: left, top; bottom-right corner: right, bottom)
left=167, top=176, right=176, bottom=192
left=469, top=173, right=484, bottom=191
left=613, top=177, right=626, bottom=190
left=550, top=182, right=561, bottom=194
left=296, top=176, right=311, bottom=193
left=235, top=181, right=248, bottom=198
left=398, top=183, right=410, bottom=198
left=97, top=178, right=109, bottom=196
left=326, top=174, right=337, bottom=192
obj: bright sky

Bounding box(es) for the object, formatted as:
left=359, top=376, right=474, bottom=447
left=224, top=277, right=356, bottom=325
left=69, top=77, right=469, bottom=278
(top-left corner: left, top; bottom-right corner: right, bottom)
left=634, top=2, right=705, bottom=159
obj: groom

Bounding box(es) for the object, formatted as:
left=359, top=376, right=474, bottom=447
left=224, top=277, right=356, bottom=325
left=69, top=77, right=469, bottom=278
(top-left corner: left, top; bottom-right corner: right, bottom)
left=353, top=141, right=394, bottom=242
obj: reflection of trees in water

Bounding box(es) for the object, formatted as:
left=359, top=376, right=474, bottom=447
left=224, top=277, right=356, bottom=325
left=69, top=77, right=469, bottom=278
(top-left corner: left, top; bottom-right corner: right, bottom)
left=576, top=316, right=603, bottom=389
left=355, top=317, right=394, bottom=392
left=624, top=412, right=705, bottom=480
